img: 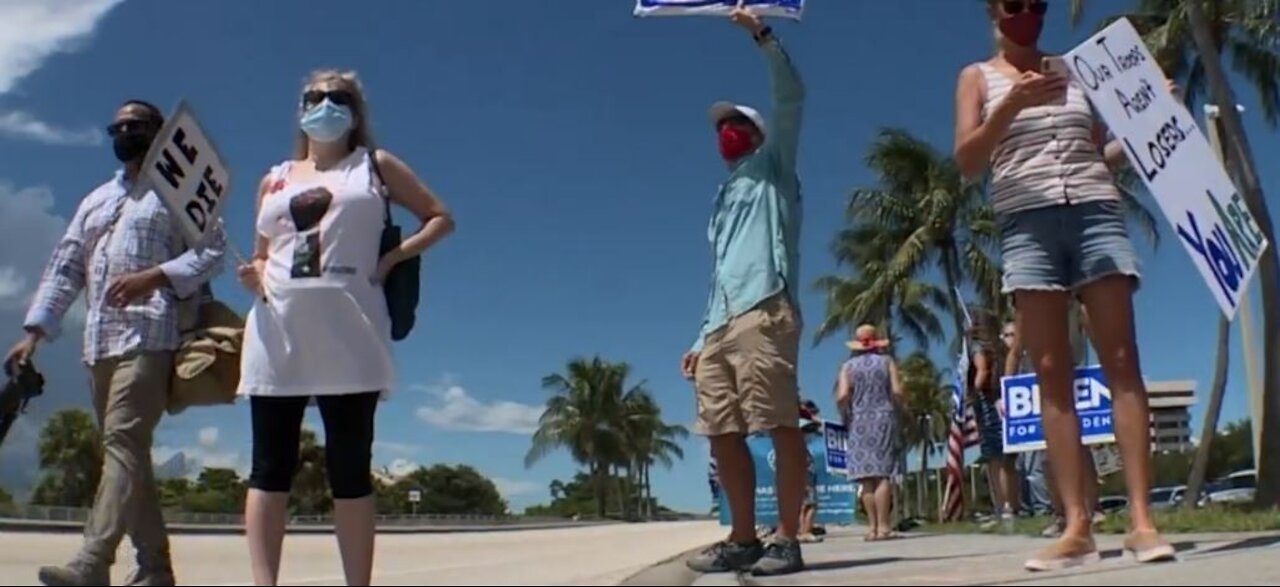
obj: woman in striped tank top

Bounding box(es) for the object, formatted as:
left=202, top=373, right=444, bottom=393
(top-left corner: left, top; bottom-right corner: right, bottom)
left=953, top=0, right=1177, bottom=572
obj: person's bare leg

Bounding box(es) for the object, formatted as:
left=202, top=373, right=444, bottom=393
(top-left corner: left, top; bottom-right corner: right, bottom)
left=1015, top=291, right=1096, bottom=550
left=333, top=496, right=376, bottom=586
left=1078, top=277, right=1173, bottom=560
left=1082, top=447, right=1099, bottom=515
left=245, top=490, right=290, bottom=586
left=874, top=478, right=894, bottom=536
left=860, top=481, right=878, bottom=538
left=771, top=427, right=807, bottom=541
left=711, top=434, right=757, bottom=544
left=1000, top=459, right=1020, bottom=515
left=1078, top=277, right=1158, bottom=531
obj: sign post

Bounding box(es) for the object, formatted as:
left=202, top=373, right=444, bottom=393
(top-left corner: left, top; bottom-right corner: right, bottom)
left=1064, top=18, right=1269, bottom=319
left=634, top=0, right=804, bottom=19
left=408, top=489, right=422, bottom=516
left=1001, top=365, right=1117, bottom=453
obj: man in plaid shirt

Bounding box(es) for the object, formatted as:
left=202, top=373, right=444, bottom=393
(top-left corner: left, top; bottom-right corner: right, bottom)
left=5, top=99, right=226, bottom=586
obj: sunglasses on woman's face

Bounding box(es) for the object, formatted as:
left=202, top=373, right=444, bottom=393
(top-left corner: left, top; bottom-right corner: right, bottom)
left=301, top=89, right=355, bottom=108
left=1003, top=0, right=1049, bottom=15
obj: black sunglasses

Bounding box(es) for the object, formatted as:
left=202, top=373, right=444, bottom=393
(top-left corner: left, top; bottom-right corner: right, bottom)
left=301, top=89, right=355, bottom=108
left=105, top=118, right=159, bottom=137
left=1003, top=1, right=1049, bottom=15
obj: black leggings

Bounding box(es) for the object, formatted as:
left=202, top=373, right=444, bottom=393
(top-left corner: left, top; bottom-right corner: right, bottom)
left=249, top=392, right=379, bottom=499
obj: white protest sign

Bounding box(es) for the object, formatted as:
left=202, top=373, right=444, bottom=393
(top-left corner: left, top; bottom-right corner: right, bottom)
left=140, top=100, right=231, bottom=248
left=634, top=0, right=804, bottom=20
left=1064, top=18, right=1269, bottom=319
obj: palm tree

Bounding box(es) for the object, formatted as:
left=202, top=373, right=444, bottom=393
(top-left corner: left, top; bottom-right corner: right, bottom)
left=1071, top=0, right=1280, bottom=505
left=1069, top=0, right=1280, bottom=124
left=621, top=392, right=688, bottom=520
left=834, top=129, right=994, bottom=345
left=526, top=357, right=639, bottom=518
left=813, top=222, right=950, bottom=351
left=34, top=409, right=102, bottom=507
left=897, top=354, right=952, bottom=518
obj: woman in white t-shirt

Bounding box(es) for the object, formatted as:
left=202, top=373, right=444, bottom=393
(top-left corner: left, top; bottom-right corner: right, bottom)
left=235, top=69, right=454, bottom=586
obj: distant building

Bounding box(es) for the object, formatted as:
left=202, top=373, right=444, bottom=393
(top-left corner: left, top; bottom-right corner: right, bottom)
left=1147, top=380, right=1197, bottom=453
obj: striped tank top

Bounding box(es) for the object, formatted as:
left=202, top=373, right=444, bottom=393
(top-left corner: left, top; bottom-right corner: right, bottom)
left=978, top=62, right=1119, bottom=215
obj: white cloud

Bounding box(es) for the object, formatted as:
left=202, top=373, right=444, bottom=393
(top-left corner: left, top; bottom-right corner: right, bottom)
left=413, top=381, right=543, bottom=435
left=198, top=427, right=219, bottom=449
left=387, top=458, right=418, bottom=478
left=0, top=110, right=101, bottom=146
left=0, top=266, right=28, bottom=307
left=373, top=440, right=423, bottom=457
left=152, top=445, right=244, bottom=479
left=0, top=182, right=87, bottom=328
left=492, top=477, right=540, bottom=498
left=0, top=183, right=67, bottom=309
left=154, top=428, right=244, bottom=479
left=0, top=0, right=125, bottom=146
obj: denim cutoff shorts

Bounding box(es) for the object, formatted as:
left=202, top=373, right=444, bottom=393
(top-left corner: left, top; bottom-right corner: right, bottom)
left=999, top=200, right=1141, bottom=294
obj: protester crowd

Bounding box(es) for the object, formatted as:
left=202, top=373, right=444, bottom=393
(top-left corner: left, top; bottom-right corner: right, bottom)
left=2, top=1, right=1183, bottom=584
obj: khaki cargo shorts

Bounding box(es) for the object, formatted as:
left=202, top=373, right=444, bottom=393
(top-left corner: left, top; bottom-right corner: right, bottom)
left=694, top=293, right=801, bottom=436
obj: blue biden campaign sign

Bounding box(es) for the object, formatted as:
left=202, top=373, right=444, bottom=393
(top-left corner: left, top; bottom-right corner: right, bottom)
left=1001, top=365, right=1117, bottom=453
left=635, top=0, right=805, bottom=19
left=718, top=432, right=855, bottom=527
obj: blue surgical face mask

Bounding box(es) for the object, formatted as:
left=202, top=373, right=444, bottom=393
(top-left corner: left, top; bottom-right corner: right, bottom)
left=299, top=98, right=353, bottom=144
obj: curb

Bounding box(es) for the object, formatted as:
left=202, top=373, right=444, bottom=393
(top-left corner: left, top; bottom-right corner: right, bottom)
left=0, top=518, right=607, bottom=536
left=618, top=543, right=711, bottom=586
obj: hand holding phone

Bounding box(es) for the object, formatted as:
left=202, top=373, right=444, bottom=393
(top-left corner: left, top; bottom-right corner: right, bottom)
left=1041, top=56, right=1070, bottom=106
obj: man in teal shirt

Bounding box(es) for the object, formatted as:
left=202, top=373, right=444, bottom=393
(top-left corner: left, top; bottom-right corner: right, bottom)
left=682, top=6, right=806, bottom=578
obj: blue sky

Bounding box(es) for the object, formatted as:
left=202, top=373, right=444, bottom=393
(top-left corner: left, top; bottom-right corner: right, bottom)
left=0, top=0, right=1276, bottom=514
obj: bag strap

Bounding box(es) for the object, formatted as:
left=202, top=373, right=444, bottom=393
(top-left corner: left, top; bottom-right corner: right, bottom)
left=367, top=148, right=393, bottom=228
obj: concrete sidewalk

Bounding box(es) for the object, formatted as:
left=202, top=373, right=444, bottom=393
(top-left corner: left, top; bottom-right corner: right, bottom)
left=686, top=528, right=1280, bottom=586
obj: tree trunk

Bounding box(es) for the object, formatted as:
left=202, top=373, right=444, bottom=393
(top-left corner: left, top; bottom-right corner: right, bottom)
left=918, top=418, right=928, bottom=518
left=643, top=464, right=652, bottom=520
left=592, top=462, right=607, bottom=519
left=1186, top=0, right=1280, bottom=507
left=1186, top=316, right=1231, bottom=508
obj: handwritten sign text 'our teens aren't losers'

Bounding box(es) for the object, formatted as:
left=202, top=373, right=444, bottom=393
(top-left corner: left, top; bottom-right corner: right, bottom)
left=1064, top=18, right=1268, bottom=319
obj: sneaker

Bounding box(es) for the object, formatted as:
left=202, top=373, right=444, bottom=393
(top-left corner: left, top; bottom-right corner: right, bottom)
left=750, top=537, right=805, bottom=577
left=686, top=540, right=764, bottom=573
left=1024, top=536, right=1101, bottom=572
left=37, top=561, right=110, bottom=586
left=1124, top=530, right=1177, bottom=564
left=124, top=566, right=176, bottom=586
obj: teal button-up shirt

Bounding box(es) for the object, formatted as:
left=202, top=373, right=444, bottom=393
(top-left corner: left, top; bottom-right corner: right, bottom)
left=692, top=37, right=804, bottom=352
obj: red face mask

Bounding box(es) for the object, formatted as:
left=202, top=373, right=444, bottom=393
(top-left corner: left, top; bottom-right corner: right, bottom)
left=999, top=13, right=1044, bottom=47
left=718, top=125, right=756, bottom=162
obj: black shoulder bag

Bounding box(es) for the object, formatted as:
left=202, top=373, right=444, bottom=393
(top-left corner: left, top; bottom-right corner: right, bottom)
left=369, top=149, right=422, bottom=342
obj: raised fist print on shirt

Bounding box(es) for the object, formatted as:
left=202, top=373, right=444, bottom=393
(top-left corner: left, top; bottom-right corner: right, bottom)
left=288, top=187, right=333, bottom=279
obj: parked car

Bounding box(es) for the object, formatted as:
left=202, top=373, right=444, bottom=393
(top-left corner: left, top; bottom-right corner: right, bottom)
left=1097, top=495, right=1129, bottom=514
left=1202, top=469, right=1256, bottom=506
left=1149, top=486, right=1186, bottom=510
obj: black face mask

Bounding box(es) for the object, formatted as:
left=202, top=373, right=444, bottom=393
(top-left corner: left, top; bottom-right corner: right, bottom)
left=112, top=133, right=153, bottom=163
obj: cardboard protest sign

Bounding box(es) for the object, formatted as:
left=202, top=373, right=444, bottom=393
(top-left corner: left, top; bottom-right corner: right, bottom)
left=140, top=100, right=231, bottom=248
left=1064, top=18, right=1268, bottom=319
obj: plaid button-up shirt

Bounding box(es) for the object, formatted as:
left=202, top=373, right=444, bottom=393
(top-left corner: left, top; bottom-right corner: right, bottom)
left=25, top=171, right=226, bottom=365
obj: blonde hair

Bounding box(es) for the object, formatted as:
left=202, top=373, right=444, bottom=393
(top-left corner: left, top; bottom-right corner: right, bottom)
left=293, top=69, right=376, bottom=160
